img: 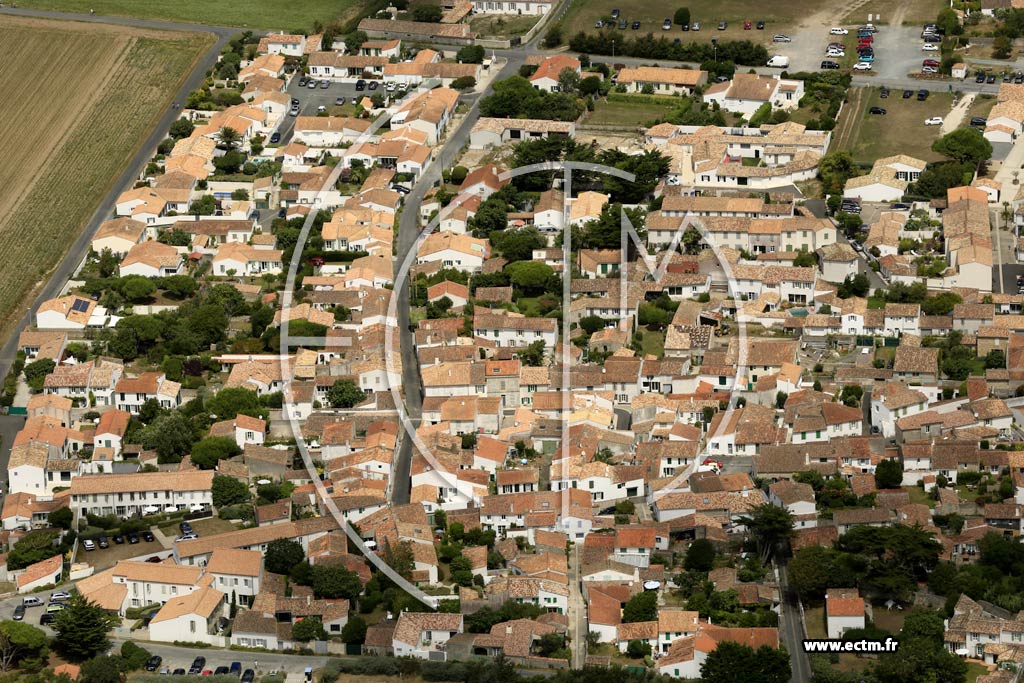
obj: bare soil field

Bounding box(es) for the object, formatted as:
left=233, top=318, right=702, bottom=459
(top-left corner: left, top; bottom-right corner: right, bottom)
left=0, top=16, right=211, bottom=334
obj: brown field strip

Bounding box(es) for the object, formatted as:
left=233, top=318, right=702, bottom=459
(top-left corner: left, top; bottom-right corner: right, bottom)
left=0, top=16, right=212, bottom=335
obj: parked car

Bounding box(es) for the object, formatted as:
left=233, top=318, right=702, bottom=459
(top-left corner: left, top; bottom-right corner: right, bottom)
left=830, top=27, right=848, bottom=34
left=820, top=60, right=840, bottom=69
left=880, top=87, right=889, bottom=98
left=618, top=20, right=627, bottom=29
left=921, top=43, right=938, bottom=51
left=39, top=613, right=55, bottom=626
left=858, top=53, right=874, bottom=62
left=869, top=106, right=886, bottom=115
left=743, top=20, right=752, bottom=29
left=214, top=668, right=229, bottom=676
left=145, top=555, right=163, bottom=563
left=189, top=658, right=206, bottom=675
left=662, top=18, right=672, bottom=29
left=355, top=79, right=366, bottom=90
left=146, top=657, right=163, bottom=672
left=12, top=606, right=24, bottom=621
left=610, top=8, right=620, bottom=18
left=773, top=34, right=791, bottom=42
left=988, top=73, right=997, bottom=83
left=306, top=80, right=317, bottom=89
left=230, top=663, right=242, bottom=676
left=288, top=105, right=300, bottom=116
left=316, top=105, right=326, bottom=113
left=977, top=71, right=987, bottom=83
left=319, top=80, right=329, bottom=89
left=691, top=21, right=700, bottom=30
left=385, top=81, right=397, bottom=92
left=756, top=20, right=765, bottom=29
left=50, top=592, right=71, bottom=602
left=922, top=66, right=938, bottom=74
left=917, top=89, right=929, bottom=100
left=241, top=671, right=255, bottom=683
left=82, top=539, right=96, bottom=551
left=298, top=77, right=307, bottom=87
left=970, top=116, right=988, bottom=126
left=368, top=80, right=379, bottom=90
left=924, top=116, right=943, bottom=125
left=717, top=21, right=727, bottom=29
left=268, top=132, right=281, bottom=144
left=142, top=531, right=155, bottom=542
left=902, top=89, right=913, bottom=98
left=631, top=20, right=640, bottom=29
left=179, top=521, right=192, bottom=533
left=853, top=62, right=872, bottom=70
left=45, top=604, right=65, bottom=614
left=176, top=533, right=198, bottom=542
left=173, top=670, right=186, bottom=676
left=290, top=97, right=299, bottom=106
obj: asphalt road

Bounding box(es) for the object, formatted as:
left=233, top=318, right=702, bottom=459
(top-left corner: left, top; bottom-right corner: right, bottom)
left=274, top=78, right=379, bottom=147
left=0, top=7, right=237, bottom=386
left=388, top=55, right=529, bottom=505
left=777, top=561, right=812, bottom=683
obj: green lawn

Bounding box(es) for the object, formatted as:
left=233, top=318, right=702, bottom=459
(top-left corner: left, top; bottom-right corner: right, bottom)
left=963, top=94, right=997, bottom=128
left=904, top=485, right=935, bottom=509
left=640, top=330, right=665, bottom=357
left=804, top=606, right=827, bottom=639
left=159, top=516, right=239, bottom=537
left=558, top=0, right=835, bottom=45
left=842, top=0, right=944, bottom=25
left=966, top=663, right=991, bottom=683
left=585, top=96, right=679, bottom=127
left=16, top=0, right=355, bottom=29
left=845, top=88, right=952, bottom=165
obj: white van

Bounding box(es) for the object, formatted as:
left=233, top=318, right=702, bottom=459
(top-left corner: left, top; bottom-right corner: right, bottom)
left=766, top=55, right=790, bottom=68
left=22, top=597, right=43, bottom=607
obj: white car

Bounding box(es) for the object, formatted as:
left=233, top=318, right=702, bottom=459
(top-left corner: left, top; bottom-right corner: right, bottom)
left=922, top=66, right=938, bottom=74
left=924, top=116, right=943, bottom=125
left=922, top=43, right=938, bottom=51
left=827, top=50, right=846, bottom=57
left=852, top=62, right=872, bottom=70
left=830, top=27, right=848, bottom=34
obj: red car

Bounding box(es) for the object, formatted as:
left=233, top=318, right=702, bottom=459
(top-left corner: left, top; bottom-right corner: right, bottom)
left=743, top=20, right=752, bottom=29
left=922, top=59, right=939, bottom=67
left=858, top=34, right=873, bottom=44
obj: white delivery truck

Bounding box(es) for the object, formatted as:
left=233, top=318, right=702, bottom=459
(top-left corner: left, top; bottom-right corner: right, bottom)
left=766, top=55, right=790, bottom=68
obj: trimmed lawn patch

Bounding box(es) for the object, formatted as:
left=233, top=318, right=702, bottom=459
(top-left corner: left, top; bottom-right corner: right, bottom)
left=844, top=88, right=952, bottom=165
left=585, top=96, right=680, bottom=127
left=469, top=14, right=541, bottom=37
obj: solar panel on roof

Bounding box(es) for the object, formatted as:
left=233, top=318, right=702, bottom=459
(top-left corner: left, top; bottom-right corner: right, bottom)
left=71, top=299, right=90, bottom=312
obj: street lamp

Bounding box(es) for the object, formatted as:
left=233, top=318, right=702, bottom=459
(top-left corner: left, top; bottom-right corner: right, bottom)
left=711, top=37, right=718, bottom=62
left=612, top=39, right=615, bottom=59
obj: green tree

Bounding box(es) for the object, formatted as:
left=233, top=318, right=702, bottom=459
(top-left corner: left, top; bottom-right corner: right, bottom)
left=52, top=595, right=120, bottom=661
left=932, top=127, right=993, bottom=165
left=23, top=358, right=55, bottom=393
left=168, top=118, right=194, bottom=139
left=912, top=162, right=971, bottom=198
left=674, top=7, right=691, bottom=26
left=504, top=261, right=555, bottom=293
left=455, top=45, right=485, bottom=63
left=212, top=474, right=250, bottom=507
left=922, top=292, right=962, bottom=316
left=875, top=458, right=904, bottom=489
left=140, top=412, right=194, bottom=463
left=836, top=273, right=869, bottom=298
left=901, top=608, right=945, bottom=643
left=701, top=641, right=790, bottom=683
left=625, top=639, right=651, bottom=659
left=49, top=506, right=73, bottom=530
left=0, top=620, right=49, bottom=672
left=684, top=538, right=716, bottom=572
left=739, top=504, right=794, bottom=564
left=557, top=67, right=581, bottom=94
left=936, top=7, right=960, bottom=35
left=985, top=349, right=1006, bottom=369
left=327, top=379, right=366, bottom=408
left=189, top=194, right=218, bottom=216
left=8, top=531, right=60, bottom=571
left=206, top=387, right=262, bottom=420
left=119, top=641, right=151, bottom=670
left=311, top=565, right=363, bottom=600
left=161, top=275, right=197, bottom=299
left=818, top=151, right=859, bottom=194
left=217, top=126, right=241, bottom=150
left=412, top=3, right=443, bottom=21
left=265, top=538, right=305, bottom=575
left=490, top=227, right=546, bottom=262
left=520, top=340, right=546, bottom=367
left=622, top=591, right=658, bottom=623
left=291, top=617, right=327, bottom=642
left=578, top=315, right=608, bottom=336
left=341, top=615, right=367, bottom=644
left=873, top=636, right=966, bottom=683
left=191, top=436, right=242, bottom=469
left=79, top=656, right=127, bottom=683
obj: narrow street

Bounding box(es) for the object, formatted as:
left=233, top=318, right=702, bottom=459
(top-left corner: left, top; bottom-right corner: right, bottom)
left=567, top=543, right=587, bottom=667
left=777, top=561, right=812, bottom=683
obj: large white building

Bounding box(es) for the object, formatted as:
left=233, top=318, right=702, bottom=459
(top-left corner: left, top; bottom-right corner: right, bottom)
left=68, top=471, right=214, bottom=521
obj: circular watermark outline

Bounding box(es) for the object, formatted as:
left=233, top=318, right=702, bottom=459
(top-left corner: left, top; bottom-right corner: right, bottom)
left=277, top=121, right=750, bottom=607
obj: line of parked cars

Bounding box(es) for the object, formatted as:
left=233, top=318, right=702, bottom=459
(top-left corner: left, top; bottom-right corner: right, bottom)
left=822, top=24, right=878, bottom=71
left=153, top=659, right=255, bottom=681
left=82, top=529, right=155, bottom=551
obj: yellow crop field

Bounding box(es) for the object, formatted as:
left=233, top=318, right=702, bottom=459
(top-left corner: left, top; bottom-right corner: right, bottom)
left=0, top=16, right=212, bottom=335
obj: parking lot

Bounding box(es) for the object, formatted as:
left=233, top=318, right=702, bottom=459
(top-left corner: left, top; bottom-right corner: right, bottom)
left=270, top=76, right=382, bottom=150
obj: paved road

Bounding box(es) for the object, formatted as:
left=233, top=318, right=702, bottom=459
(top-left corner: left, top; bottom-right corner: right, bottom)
left=389, top=55, right=528, bottom=505
left=567, top=544, right=586, bottom=667
left=0, top=8, right=236, bottom=388
left=777, top=561, right=812, bottom=683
